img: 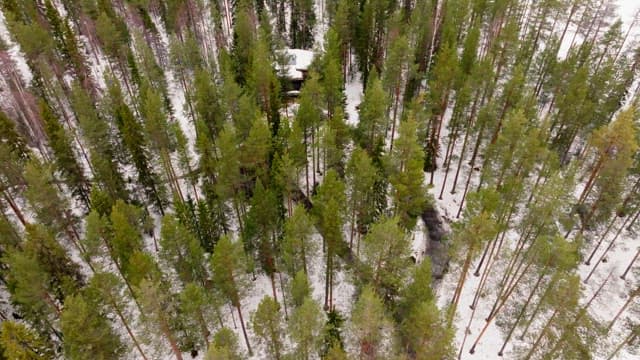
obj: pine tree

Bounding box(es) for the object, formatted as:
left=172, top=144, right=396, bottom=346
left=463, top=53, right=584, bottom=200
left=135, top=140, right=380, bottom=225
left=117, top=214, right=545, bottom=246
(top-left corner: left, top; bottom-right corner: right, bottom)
left=356, top=71, right=388, bottom=154
left=289, top=297, right=324, bottom=360
left=159, top=214, right=208, bottom=286
left=248, top=32, right=281, bottom=133
left=290, top=0, right=316, bottom=48
left=345, top=147, right=380, bottom=251
left=61, top=293, right=124, bottom=360
left=84, top=272, right=149, bottom=360
left=312, top=169, right=346, bottom=310
left=0, top=321, right=53, bottom=359
left=109, top=200, right=145, bottom=275
left=400, top=299, right=454, bottom=360
left=387, top=114, right=428, bottom=229
left=251, top=296, right=285, bottom=360
left=23, top=159, right=81, bottom=250
left=289, top=270, right=312, bottom=309
left=3, top=249, right=62, bottom=340
left=231, top=1, right=257, bottom=85
left=382, top=34, right=409, bottom=152
left=137, top=278, right=184, bottom=360
left=350, top=286, right=393, bottom=359
left=241, top=116, right=272, bottom=183
left=22, top=224, right=83, bottom=303
left=206, top=328, right=243, bottom=360
left=355, top=0, right=393, bottom=85
left=578, top=107, right=638, bottom=230
left=71, top=84, right=127, bottom=201
left=396, top=258, right=434, bottom=320
left=282, top=205, right=316, bottom=275
left=140, top=86, right=183, bottom=202
left=449, top=189, right=500, bottom=322
left=108, top=79, right=166, bottom=214
left=243, top=180, right=281, bottom=301
left=178, top=283, right=221, bottom=348
left=210, top=235, right=253, bottom=355
left=215, top=123, right=245, bottom=230
left=360, top=216, right=412, bottom=300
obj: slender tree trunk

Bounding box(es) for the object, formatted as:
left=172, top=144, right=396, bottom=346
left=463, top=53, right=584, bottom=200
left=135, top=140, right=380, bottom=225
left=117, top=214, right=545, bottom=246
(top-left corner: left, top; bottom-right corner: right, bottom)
left=109, top=296, right=149, bottom=360
left=585, top=214, right=633, bottom=282
left=236, top=304, right=252, bottom=356
left=607, top=290, right=638, bottom=332
left=498, top=270, right=546, bottom=356
left=547, top=271, right=613, bottom=358
left=456, top=123, right=485, bottom=218
left=607, top=330, right=637, bottom=360
left=585, top=216, right=617, bottom=265
left=451, top=93, right=480, bottom=194
left=449, top=247, right=474, bottom=323
left=620, top=247, right=640, bottom=280
left=2, top=191, right=27, bottom=226
left=523, top=309, right=558, bottom=360
left=162, top=317, right=184, bottom=360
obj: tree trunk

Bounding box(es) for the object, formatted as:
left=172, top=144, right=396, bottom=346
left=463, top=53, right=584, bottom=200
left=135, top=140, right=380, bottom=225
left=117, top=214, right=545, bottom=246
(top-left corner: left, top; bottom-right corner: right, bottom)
left=620, top=247, right=640, bottom=280
left=236, top=304, right=252, bottom=356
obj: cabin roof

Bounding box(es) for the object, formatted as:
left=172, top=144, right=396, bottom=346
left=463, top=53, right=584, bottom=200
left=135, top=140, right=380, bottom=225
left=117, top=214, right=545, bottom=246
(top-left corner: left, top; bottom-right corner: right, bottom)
left=278, top=48, right=314, bottom=80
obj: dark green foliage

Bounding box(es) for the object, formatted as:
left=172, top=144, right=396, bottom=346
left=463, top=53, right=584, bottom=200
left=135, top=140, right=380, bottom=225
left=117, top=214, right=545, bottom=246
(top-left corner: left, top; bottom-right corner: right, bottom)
left=61, top=293, right=125, bottom=360
left=174, top=197, right=225, bottom=251
left=40, top=100, right=90, bottom=205
left=290, top=0, right=316, bottom=49
left=108, top=80, right=167, bottom=214
left=322, top=310, right=345, bottom=356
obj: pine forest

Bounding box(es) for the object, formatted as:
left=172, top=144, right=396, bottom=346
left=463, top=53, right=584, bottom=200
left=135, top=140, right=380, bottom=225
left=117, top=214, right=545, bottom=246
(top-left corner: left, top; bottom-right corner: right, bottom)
left=0, top=0, right=640, bottom=359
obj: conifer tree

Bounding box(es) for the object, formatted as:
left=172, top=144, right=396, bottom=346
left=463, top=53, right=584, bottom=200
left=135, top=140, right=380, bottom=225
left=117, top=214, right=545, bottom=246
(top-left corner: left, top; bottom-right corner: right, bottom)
left=249, top=32, right=281, bottom=133
left=360, top=217, right=412, bottom=300
left=312, top=169, right=346, bottom=310
left=382, top=34, right=409, bottom=151
left=137, top=278, right=185, bottom=360
left=178, top=282, right=222, bottom=347
left=289, top=270, right=312, bottom=309
left=290, top=0, right=316, bottom=48
left=289, top=297, right=324, bottom=360
left=449, top=189, right=500, bottom=322
left=350, top=286, right=392, bottom=359
left=159, top=214, right=208, bottom=287
left=40, top=100, right=90, bottom=206
left=355, top=0, right=393, bottom=85
left=0, top=321, right=53, bottom=359
left=251, top=296, right=285, bottom=360
left=85, top=272, right=149, bottom=360
left=396, top=258, right=434, bottom=320
left=356, top=71, right=388, bottom=154
left=577, top=107, right=638, bottom=230
left=345, top=147, right=380, bottom=251
left=108, top=78, right=166, bottom=214
left=71, top=84, right=127, bottom=201
left=210, top=235, right=253, bottom=355
left=206, top=328, right=243, bottom=360
left=61, top=293, right=124, bottom=360
left=3, top=249, right=63, bottom=341
left=23, top=159, right=81, bottom=250
left=215, top=123, right=245, bottom=230
left=387, top=114, right=428, bottom=229
left=243, top=180, right=281, bottom=300
left=140, top=86, right=184, bottom=202
left=282, top=205, right=316, bottom=275
left=400, top=299, right=454, bottom=360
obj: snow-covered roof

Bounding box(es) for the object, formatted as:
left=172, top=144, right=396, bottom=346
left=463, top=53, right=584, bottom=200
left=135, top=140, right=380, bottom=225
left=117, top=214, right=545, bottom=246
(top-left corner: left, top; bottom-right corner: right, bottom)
left=277, top=48, right=314, bottom=81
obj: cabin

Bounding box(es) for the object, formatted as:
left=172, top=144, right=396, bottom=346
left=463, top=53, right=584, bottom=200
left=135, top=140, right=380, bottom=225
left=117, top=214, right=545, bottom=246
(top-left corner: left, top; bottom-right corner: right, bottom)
left=276, top=48, right=314, bottom=97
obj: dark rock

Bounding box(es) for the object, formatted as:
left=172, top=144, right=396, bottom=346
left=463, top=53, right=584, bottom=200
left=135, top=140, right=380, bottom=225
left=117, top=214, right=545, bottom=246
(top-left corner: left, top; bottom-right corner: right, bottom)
left=421, top=205, right=451, bottom=279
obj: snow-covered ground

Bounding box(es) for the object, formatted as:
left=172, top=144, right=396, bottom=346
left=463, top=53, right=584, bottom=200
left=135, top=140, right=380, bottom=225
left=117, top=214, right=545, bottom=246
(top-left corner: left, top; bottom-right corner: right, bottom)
left=432, top=3, right=640, bottom=359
